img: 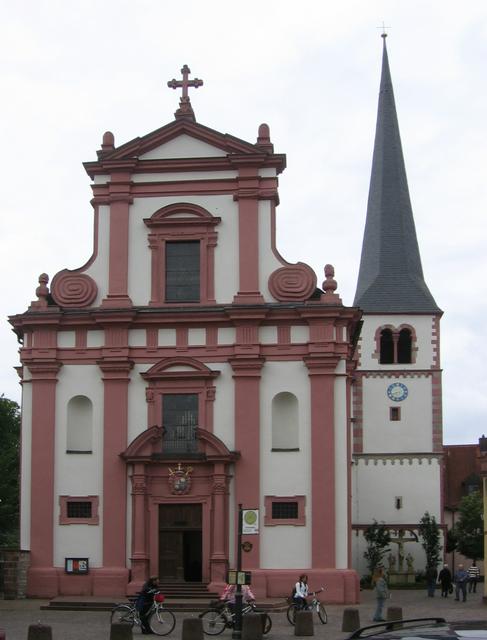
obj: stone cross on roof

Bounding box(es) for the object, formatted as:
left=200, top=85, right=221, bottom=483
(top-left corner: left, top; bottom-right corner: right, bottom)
left=167, top=65, right=203, bottom=122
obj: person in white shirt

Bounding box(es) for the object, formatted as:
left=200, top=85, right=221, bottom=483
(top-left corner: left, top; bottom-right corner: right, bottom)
left=293, top=574, right=309, bottom=610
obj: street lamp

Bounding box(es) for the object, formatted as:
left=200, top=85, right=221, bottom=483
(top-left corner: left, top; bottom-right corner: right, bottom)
left=478, top=435, right=487, bottom=603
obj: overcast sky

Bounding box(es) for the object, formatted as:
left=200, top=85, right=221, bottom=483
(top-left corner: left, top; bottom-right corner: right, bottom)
left=1, top=0, right=486, bottom=445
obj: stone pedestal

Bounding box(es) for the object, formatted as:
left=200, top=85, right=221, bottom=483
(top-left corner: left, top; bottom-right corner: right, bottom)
left=388, top=571, right=415, bottom=585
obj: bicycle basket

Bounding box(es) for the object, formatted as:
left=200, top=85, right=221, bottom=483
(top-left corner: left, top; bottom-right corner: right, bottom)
left=154, top=593, right=165, bottom=603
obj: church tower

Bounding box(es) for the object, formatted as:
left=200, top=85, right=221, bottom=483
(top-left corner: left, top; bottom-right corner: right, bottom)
left=351, top=36, right=443, bottom=575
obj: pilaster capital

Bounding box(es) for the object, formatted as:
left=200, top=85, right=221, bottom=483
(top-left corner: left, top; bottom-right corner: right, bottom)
left=303, top=355, right=339, bottom=375
left=229, top=356, right=265, bottom=376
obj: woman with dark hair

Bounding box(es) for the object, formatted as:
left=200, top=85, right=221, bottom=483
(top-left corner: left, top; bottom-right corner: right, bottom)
left=293, top=574, right=309, bottom=610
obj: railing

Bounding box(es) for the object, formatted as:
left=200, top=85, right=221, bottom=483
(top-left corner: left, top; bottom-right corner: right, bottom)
left=162, top=424, right=199, bottom=455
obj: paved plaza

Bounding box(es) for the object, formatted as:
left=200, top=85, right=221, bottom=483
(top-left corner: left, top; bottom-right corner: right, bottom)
left=0, top=589, right=486, bottom=640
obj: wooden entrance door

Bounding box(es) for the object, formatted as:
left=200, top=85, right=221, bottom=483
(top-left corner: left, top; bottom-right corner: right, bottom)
left=159, top=504, right=202, bottom=582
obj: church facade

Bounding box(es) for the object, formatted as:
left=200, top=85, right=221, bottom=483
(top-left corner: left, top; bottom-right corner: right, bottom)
left=9, top=42, right=442, bottom=601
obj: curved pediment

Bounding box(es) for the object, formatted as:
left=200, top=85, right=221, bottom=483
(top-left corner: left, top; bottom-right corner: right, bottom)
left=121, top=426, right=237, bottom=462
left=141, top=357, right=220, bottom=381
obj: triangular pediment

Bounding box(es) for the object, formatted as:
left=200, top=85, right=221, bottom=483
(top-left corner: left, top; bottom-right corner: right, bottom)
left=139, top=134, right=227, bottom=159
left=102, top=119, right=262, bottom=161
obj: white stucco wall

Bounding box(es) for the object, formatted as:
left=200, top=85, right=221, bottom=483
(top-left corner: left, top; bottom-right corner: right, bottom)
left=259, top=200, right=291, bottom=301
left=83, top=205, right=110, bottom=305
left=211, top=363, right=235, bottom=449
left=139, top=135, right=227, bottom=159
left=53, top=365, right=104, bottom=567
left=260, top=361, right=311, bottom=568
left=362, top=376, right=433, bottom=453
left=334, top=360, right=349, bottom=569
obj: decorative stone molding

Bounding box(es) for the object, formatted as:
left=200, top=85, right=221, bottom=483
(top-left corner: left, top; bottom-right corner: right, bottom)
left=268, top=263, right=316, bottom=301
left=51, top=271, right=98, bottom=308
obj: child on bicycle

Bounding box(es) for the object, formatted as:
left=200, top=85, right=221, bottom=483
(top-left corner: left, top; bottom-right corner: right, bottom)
left=220, top=583, right=255, bottom=613
left=293, top=574, right=309, bottom=610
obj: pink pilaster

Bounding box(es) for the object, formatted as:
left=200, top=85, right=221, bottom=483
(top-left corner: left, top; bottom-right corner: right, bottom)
left=233, top=170, right=264, bottom=304
left=305, top=356, right=338, bottom=567
left=95, top=360, right=133, bottom=595
left=210, top=462, right=229, bottom=585
left=128, top=463, right=149, bottom=592
left=103, top=176, right=133, bottom=308
left=230, top=356, right=264, bottom=568
left=27, top=361, right=61, bottom=597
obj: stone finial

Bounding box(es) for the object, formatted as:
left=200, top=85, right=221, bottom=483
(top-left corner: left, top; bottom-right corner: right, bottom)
left=101, top=131, right=115, bottom=151
left=256, top=123, right=274, bottom=152
left=29, top=273, right=50, bottom=310
left=321, top=264, right=342, bottom=304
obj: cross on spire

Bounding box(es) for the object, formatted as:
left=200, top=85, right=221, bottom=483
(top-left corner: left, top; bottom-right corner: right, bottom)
left=167, top=65, right=203, bottom=122
left=377, top=21, right=390, bottom=38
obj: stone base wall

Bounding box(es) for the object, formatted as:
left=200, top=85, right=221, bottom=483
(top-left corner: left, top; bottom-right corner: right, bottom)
left=0, top=549, right=30, bottom=599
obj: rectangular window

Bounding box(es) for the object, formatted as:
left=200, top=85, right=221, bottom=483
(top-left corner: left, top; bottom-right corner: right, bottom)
left=390, top=407, right=401, bottom=421
left=67, top=501, right=92, bottom=519
left=165, top=241, right=200, bottom=302
left=272, top=501, right=298, bottom=519
left=59, top=496, right=99, bottom=525
left=163, top=394, right=199, bottom=455
left=264, top=495, right=306, bottom=526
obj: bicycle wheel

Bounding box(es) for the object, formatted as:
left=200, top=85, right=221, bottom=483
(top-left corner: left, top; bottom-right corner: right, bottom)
left=286, top=604, right=296, bottom=625
left=261, top=613, right=272, bottom=634
left=317, top=604, right=327, bottom=624
left=149, top=607, right=176, bottom=636
left=200, top=609, right=227, bottom=635
left=111, top=604, right=135, bottom=627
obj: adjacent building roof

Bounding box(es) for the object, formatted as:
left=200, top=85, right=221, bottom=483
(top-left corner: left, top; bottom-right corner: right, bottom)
left=354, top=37, right=441, bottom=313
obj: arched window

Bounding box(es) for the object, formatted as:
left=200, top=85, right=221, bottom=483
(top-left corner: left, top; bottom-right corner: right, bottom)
left=397, top=328, right=412, bottom=364
left=379, top=329, right=394, bottom=364
left=67, top=395, right=93, bottom=453
left=271, top=392, right=299, bottom=450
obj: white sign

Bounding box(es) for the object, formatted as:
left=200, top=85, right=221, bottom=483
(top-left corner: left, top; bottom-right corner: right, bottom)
left=242, top=509, right=259, bottom=534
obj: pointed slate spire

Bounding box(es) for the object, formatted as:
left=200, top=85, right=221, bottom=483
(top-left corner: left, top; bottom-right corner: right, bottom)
left=354, top=36, right=440, bottom=313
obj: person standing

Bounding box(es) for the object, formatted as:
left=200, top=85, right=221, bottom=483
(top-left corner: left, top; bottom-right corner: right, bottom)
left=438, top=563, right=452, bottom=598
left=425, top=564, right=438, bottom=597
left=372, top=567, right=389, bottom=622
left=468, top=561, right=480, bottom=593
left=454, top=564, right=468, bottom=602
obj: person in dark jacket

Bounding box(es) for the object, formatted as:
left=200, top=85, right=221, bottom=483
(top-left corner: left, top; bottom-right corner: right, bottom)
left=438, top=563, right=452, bottom=597
left=136, top=575, right=159, bottom=634
left=425, top=564, right=438, bottom=597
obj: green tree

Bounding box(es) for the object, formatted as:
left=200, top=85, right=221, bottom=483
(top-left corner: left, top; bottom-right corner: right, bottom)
left=418, top=512, right=442, bottom=568
left=455, top=491, right=483, bottom=561
left=363, top=520, right=391, bottom=575
left=0, top=396, right=20, bottom=546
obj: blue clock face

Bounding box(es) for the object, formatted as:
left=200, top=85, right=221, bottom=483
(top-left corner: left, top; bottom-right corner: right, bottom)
left=387, top=382, right=408, bottom=402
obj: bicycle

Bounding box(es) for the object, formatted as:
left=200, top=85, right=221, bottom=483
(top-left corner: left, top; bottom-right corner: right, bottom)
left=111, top=590, right=176, bottom=636
left=286, top=587, right=327, bottom=625
left=200, top=600, right=272, bottom=635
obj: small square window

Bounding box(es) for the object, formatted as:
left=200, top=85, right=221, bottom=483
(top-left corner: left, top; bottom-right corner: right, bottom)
left=67, top=501, right=92, bottom=519
left=272, top=501, right=298, bottom=519
left=390, top=407, right=401, bottom=421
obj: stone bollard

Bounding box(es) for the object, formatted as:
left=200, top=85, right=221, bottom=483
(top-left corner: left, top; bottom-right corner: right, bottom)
left=182, top=617, right=204, bottom=640
left=242, top=613, right=263, bottom=640
left=294, top=610, right=314, bottom=636
left=109, top=622, right=133, bottom=640
left=27, top=625, right=52, bottom=640
left=387, top=606, right=403, bottom=627
left=342, top=608, right=361, bottom=632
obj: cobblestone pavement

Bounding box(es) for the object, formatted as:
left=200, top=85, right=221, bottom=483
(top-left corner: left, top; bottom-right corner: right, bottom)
left=0, top=589, right=486, bottom=640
